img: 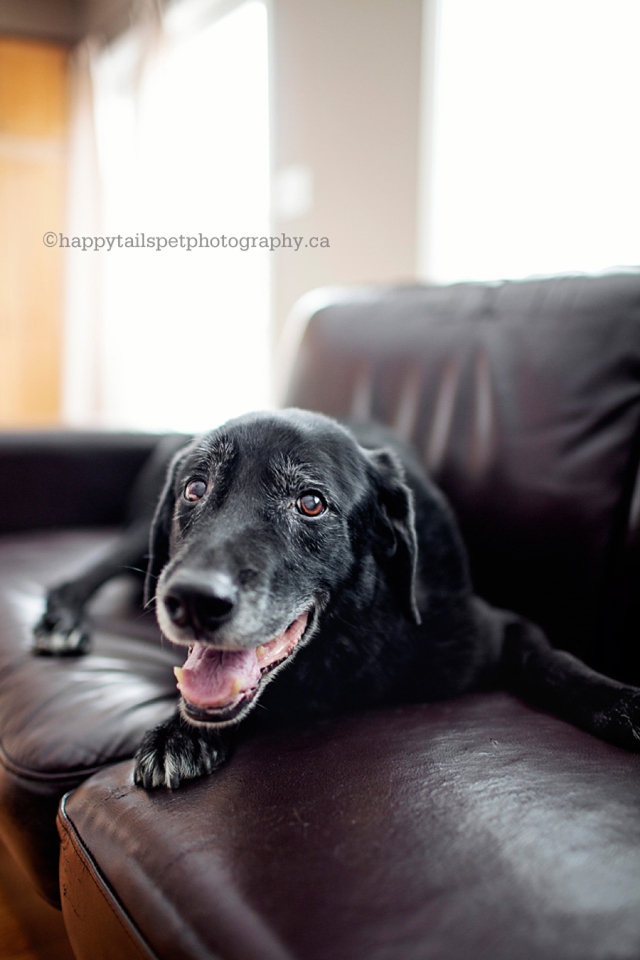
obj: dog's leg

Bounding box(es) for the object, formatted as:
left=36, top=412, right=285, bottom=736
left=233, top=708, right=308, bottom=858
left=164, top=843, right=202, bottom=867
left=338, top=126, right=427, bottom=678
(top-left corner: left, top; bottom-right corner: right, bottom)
left=134, top=713, right=231, bottom=790
left=503, top=617, right=640, bottom=750
left=32, top=520, right=150, bottom=655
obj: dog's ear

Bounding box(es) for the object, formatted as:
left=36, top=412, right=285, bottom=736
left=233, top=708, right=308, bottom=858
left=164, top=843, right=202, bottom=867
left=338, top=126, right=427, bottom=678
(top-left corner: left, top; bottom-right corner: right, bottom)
left=144, top=447, right=187, bottom=607
left=365, top=448, right=421, bottom=626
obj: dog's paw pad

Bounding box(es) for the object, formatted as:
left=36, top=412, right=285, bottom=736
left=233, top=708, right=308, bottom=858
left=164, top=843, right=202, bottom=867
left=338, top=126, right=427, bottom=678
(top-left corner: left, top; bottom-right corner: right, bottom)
left=134, top=722, right=226, bottom=790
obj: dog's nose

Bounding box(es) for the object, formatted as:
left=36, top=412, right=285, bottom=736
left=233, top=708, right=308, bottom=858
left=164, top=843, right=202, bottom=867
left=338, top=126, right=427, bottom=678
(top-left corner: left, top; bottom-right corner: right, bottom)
left=163, top=573, right=238, bottom=633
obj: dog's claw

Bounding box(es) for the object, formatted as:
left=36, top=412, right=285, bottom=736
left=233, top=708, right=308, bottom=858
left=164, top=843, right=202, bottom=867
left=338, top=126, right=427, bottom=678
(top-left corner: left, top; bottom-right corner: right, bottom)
left=32, top=627, right=90, bottom=656
left=134, top=715, right=228, bottom=790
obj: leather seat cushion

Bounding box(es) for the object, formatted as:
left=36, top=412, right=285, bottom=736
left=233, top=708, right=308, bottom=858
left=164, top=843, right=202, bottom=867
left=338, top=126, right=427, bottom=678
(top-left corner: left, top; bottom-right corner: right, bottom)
left=0, top=530, right=181, bottom=905
left=59, top=693, right=640, bottom=960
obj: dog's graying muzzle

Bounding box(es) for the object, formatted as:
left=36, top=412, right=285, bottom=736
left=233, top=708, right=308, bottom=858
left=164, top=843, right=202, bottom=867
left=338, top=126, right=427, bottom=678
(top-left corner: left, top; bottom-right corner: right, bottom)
left=163, top=571, right=238, bottom=634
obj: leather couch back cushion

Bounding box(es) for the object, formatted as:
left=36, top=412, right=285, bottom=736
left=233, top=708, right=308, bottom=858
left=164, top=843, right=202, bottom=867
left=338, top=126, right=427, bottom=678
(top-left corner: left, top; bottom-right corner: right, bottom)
left=285, top=274, right=640, bottom=678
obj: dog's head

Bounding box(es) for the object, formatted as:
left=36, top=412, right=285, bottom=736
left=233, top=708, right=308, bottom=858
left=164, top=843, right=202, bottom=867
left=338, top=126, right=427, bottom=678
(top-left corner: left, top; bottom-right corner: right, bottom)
left=146, top=409, right=419, bottom=727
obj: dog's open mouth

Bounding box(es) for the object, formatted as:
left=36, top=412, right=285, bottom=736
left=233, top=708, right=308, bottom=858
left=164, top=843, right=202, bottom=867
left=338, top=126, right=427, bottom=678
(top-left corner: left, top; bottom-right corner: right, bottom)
left=173, top=611, right=309, bottom=723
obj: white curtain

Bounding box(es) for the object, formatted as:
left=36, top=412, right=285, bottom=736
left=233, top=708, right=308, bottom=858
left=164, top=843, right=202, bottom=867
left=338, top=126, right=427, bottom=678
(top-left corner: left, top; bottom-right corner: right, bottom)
left=62, top=40, right=103, bottom=425
left=64, top=0, right=271, bottom=432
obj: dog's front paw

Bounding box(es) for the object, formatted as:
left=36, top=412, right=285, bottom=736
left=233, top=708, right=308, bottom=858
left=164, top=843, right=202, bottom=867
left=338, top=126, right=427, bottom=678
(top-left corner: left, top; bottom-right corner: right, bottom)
left=599, top=688, right=640, bottom=751
left=134, top=715, right=229, bottom=790
left=32, top=591, right=90, bottom=656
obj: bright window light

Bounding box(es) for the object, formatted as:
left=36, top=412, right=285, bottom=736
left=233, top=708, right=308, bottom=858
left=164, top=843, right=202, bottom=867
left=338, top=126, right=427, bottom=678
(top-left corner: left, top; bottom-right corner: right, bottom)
left=423, top=0, right=640, bottom=282
left=92, top=0, right=270, bottom=432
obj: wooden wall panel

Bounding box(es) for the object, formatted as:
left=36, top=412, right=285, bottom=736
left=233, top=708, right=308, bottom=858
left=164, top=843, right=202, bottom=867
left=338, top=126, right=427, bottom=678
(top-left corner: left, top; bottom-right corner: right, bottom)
left=0, top=38, right=68, bottom=427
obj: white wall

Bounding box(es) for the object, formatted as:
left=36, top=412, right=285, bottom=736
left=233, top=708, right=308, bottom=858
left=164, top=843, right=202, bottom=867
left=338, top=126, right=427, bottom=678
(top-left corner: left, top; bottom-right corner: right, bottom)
left=270, top=0, right=423, bottom=339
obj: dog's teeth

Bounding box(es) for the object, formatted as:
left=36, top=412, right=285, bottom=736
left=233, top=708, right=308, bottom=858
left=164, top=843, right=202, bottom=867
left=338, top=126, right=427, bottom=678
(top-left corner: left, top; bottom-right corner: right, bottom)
left=231, top=677, right=242, bottom=696
left=173, top=666, right=184, bottom=684
left=256, top=645, right=266, bottom=659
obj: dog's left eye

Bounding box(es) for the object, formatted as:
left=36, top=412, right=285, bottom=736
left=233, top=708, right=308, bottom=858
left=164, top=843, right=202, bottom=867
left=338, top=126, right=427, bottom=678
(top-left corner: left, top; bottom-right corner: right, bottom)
left=296, top=492, right=327, bottom=517
left=184, top=479, right=207, bottom=502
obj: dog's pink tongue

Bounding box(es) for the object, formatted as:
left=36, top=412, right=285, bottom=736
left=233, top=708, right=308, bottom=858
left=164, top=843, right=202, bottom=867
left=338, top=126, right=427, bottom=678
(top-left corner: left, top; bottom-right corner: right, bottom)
left=177, top=643, right=260, bottom=708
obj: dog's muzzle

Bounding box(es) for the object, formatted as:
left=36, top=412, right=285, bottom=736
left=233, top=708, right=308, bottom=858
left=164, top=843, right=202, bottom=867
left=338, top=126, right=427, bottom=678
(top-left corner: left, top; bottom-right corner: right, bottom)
left=173, top=611, right=310, bottom=723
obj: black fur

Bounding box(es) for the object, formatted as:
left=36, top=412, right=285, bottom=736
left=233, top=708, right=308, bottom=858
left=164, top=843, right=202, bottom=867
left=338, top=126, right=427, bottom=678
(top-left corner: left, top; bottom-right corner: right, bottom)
left=33, top=410, right=640, bottom=788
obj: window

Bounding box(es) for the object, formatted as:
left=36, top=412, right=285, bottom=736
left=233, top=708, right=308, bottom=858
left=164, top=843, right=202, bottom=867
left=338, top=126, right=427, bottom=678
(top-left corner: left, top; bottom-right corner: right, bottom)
left=421, top=0, right=640, bottom=282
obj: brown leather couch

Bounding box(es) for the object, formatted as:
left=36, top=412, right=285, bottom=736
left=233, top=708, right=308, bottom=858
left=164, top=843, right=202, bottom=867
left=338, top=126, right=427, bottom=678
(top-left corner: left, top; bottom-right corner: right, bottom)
left=2, top=273, right=640, bottom=959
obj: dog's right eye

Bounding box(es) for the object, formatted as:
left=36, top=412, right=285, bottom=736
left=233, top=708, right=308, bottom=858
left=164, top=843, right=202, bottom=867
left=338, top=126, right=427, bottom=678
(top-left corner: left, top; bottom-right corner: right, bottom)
left=184, top=479, right=207, bottom=502
left=296, top=492, right=327, bottom=517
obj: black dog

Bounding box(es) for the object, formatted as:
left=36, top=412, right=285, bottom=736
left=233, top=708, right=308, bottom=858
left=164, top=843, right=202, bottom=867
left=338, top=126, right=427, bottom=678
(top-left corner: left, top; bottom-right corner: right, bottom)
left=33, top=409, right=640, bottom=788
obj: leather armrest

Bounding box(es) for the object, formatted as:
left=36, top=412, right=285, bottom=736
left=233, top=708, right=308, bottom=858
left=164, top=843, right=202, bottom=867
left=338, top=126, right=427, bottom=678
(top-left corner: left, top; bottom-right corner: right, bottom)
left=0, top=432, right=161, bottom=534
